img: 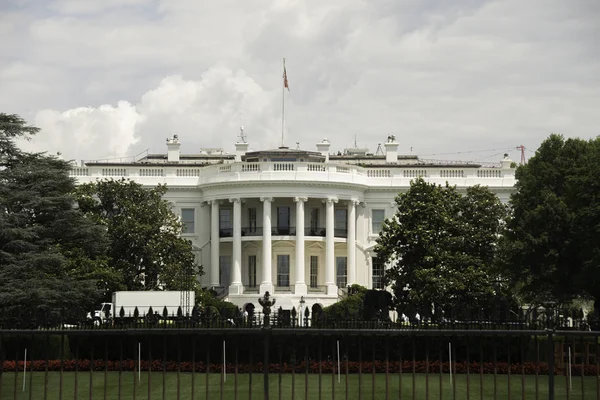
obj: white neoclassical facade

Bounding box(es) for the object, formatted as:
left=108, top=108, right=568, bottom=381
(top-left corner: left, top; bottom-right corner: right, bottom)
left=70, top=135, right=516, bottom=313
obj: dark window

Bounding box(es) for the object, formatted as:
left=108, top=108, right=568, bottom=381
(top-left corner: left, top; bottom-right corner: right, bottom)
left=372, top=257, right=384, bottom=289
left=334, top=209, right=347, bottom=237
left=310, top=256, right=318, bottom=288
left=219, top=255, right=231, bottom=286
left=277, top=255, right=290, bottom=287
left=336, top=257, right=347, bottom=287
left=372, top=209, right=385, bottom=234
left=220, top=209, right=232, bottom=236
left=181, top=208, right=195, bottom=233
left=310, top=208, right=320, bottom=233
left=248, top=255, right=257, bottom=287
left=248, top=207, right=257, bottom=234
left=277, top=206, right=290, bottom=234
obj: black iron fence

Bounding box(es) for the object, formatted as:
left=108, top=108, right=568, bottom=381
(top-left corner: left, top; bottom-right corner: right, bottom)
left=1, top=303, right=598, bottom=333
left=1, top=322, right=599, bottom=399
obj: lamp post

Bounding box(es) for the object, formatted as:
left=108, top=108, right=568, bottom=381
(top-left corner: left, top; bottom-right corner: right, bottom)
left=259, top=291, right=275, bottom=327
left=299, top=296, right=305, bottom=327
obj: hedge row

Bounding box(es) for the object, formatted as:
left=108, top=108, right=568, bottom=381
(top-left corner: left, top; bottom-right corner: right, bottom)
left=2, top=360, right=598, bottom=376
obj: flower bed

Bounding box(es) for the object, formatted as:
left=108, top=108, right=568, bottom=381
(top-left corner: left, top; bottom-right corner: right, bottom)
left=2, top=360, right=598, bottom=376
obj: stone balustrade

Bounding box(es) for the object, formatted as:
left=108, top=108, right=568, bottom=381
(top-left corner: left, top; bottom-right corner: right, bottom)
left=70, top=161, right=516, bottom=187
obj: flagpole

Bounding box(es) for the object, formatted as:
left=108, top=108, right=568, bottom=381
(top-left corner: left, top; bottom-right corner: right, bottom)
left=281, top=57, right=285, bottom=148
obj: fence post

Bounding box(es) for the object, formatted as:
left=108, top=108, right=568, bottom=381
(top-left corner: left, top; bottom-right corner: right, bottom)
left=259, top=291, right=276, bottom=400
left=546, top=305, right=556, bottom=400
left=547, top=328, right=555, bottom=400
left=263, top=326, right=271, bottom=400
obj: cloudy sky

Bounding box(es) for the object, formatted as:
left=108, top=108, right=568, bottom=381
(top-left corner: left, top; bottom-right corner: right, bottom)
left=1, top=0, right=598, bottom=164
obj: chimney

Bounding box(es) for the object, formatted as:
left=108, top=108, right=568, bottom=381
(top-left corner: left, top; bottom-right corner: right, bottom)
left=384, top=135, right=399, bottom=163
left=235, top=142, right=249, bottom=162
left=167, top=135, right=180, bottom=162
left=234, top=126, right=249, bottom=162
left=501, top=153, right=513, bottom=169
left=316, top=138, right=331, bottom=162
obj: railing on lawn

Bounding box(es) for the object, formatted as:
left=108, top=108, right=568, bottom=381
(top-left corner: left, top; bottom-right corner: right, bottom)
left=1, top=326, right=599, bottom=399
left=1, top=303, right=599, bottom=399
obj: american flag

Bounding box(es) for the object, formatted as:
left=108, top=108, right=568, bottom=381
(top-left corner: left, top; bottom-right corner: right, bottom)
left=283, top=64, right=290, bottom=91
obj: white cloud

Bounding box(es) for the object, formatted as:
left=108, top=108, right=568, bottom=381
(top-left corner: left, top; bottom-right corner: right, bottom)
left=27, top=101, right=139, bottom=161
left=3, top=0, right=600, bottom=164
left=22, top=69, right=277, bottom=162
left=133, top=70, right=277, bottom=156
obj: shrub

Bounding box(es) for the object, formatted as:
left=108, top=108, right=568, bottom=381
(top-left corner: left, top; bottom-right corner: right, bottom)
left=195, top=289, right=239, bottom=319
left=323, top=285, right=367, bottom=321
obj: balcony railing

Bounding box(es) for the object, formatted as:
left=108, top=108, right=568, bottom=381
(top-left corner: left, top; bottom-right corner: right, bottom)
left=241, top=226, right=262, bottom=236
left=305, top=227, right=326, bottom=236
left=334, top=228, right=347, bottom=238
left=221, top=227, right=291, bottom=237
left=272, top=227, right=296, bottom=236
left=219, top=228, right=232, bottom=238
left=219, top=226, right=346, bottom=238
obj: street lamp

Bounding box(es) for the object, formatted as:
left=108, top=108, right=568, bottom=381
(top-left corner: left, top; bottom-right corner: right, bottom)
left=299, top=296, right=305, bottom=327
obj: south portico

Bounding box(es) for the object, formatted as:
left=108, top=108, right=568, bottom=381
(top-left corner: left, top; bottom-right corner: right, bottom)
left=203, top=192, right=362, bottom=302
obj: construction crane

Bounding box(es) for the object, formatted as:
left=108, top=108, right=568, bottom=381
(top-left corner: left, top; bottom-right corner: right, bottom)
left=516, top=145, right=526, bottom=165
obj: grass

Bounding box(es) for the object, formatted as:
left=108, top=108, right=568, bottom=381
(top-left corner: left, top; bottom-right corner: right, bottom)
left=1, top=371, right=599, bottom=399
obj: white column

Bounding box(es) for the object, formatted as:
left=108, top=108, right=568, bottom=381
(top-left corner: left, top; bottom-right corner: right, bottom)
left=325, top=197, right=338, bottom=295
left=294, top=197, right=308, bottom=295
left=347, top=199, right=358, bottom=286
left=210, top=200, right=220, bottom=286
left=260, top=197, right=274, bottom=294
left=229, top=198, right=243, bottom=295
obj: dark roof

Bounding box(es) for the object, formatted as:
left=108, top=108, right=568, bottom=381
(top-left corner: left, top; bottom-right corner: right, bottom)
left=144, top=154, right=234, bottom=160
left=244, top=147, right=324, bottom=158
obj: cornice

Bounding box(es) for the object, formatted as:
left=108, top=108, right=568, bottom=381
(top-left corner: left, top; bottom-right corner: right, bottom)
left=365, top=185, right=516, bottom=193
left=198, top=180, right=369, bottom=191
left=166, top=187, right=203, bottom=192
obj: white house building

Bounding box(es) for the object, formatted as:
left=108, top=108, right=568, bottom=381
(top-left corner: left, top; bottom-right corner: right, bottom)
left=70, top=134, right=516, bottom=314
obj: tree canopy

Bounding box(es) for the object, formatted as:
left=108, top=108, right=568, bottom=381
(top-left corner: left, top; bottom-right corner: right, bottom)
left=374, top=178, right=511, bottom=322
left=499, top=134, right=600, bottom=308
left=0, top=114, right=110, bottom=327
left=322, top=284, right=368, bottom=321
left=76, top=179, right=203, bottom=292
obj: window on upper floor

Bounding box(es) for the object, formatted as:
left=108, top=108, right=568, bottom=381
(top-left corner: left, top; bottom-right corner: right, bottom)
left=248, top=207, right=257, bottom=234
left=334, top=209, right=347, bottom=237
left=277, top=206, right=290, bottom=234
left=372, top=209, right=385, bottom=234
left=181, top=208, right=195, bottom=234
left=310, top=208, right=320, bottom=232
left=219, top=208, right=233, bottom=230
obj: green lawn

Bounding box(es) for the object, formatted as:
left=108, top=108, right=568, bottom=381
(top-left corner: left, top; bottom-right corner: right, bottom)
left=1, top=371, right=598, bottom=399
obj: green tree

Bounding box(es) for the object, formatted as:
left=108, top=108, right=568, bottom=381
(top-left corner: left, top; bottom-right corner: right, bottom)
left=76, top=179, right=202, bottom=292
left=323, top=284, right=367, bottom=321
left=0, top=114, right=110, bottom=327
left=499, top=134, right=600, bottom=309
left=196, top=288, right=239, bottom=319
left=374, top=178, right=510, bottom=321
